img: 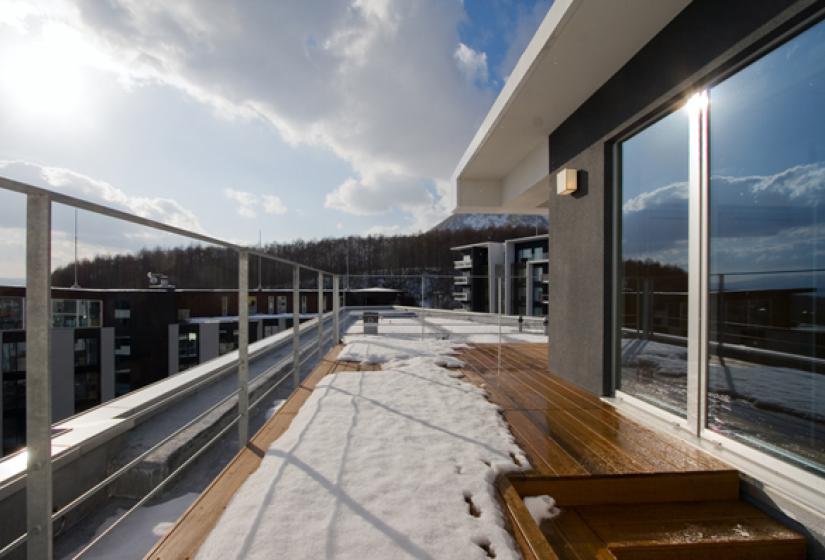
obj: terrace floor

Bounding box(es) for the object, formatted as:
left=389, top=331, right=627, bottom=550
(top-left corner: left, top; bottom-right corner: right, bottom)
left=455, top=344, right=727, bottom=476
left=146, top=342, right=804, bottom=560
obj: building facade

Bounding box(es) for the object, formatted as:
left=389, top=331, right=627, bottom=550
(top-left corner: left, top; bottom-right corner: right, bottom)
left=452, top=236, right=549, bottom=316
left=453, top=0, right=825, bottom=551
left=0, top=285, right=338, bottom=457
left=451, top=242, right=504, bottom=312
left=504, top=235, right=549, bottom=317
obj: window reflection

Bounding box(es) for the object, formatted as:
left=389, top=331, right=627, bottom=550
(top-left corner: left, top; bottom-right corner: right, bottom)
left=619, top=108, right=690, bottom=417
left=708, top=18, right=825, bottom=475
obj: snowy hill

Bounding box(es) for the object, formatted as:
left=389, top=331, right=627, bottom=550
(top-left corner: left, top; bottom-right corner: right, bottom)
left=431, top=213, right=548, bottom=232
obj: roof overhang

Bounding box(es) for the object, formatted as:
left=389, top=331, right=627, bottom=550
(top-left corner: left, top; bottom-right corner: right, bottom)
left=452, top=0, right=691, bottom=215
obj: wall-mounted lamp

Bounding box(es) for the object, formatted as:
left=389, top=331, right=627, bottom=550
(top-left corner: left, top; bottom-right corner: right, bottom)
left=556, top=168, right=577, bottom=196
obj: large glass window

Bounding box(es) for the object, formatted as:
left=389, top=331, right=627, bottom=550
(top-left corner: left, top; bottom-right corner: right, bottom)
left=0, top=297, right=24, bottom=330
left=53, top=299, right=102, bottom=328
left=619, top=109, right=690, bottom=417
left=707, top=19, right=825, bottom=474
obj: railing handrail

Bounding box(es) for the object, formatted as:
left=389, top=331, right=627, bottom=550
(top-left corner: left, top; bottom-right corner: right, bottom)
left=0, top=176, right=332, bottom=275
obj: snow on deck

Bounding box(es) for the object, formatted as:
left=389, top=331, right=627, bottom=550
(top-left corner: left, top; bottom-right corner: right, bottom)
left=344, top=314, right=547, bottom=344
left=198, top=336, right=529, bottom=560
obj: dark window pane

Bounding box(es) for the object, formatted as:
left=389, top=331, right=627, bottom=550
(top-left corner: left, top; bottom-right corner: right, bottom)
left=708, top=18, right=825, bottom=475
left=619, top=108, right=690, bottom=417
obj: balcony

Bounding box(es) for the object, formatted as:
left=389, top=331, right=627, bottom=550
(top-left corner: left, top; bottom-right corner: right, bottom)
left=453, top=256, right=472, bottom=269
left=453, top=275, right=469, bottom=286
left=0, top=176, right=807, bottom=559
left=146, top=342, right=804, bottom=559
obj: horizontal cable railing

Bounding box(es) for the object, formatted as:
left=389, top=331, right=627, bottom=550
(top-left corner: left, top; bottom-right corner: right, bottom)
left=0, top=176, right=548, bottom=559
left=0, top=176, right=342, bottom=560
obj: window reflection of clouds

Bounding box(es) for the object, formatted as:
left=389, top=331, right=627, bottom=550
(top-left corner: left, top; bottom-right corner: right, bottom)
left=622, top=161, right=825, bottom=273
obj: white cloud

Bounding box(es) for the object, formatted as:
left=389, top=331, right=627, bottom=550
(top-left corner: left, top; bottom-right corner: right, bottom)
left=453, top=42, right=488, bottom=84
left=22, top=0, right=495, bottom=230
left=262, top=194, right=287, bottom=215
left=225, top=189, right=288, bottom=218
left=0, top=159, right=202, bottom=231
left=224, top=188, right=258, bottom=218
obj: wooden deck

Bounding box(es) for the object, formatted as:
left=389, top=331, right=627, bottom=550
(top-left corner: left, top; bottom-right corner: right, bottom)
left=145, top=348, right=379, bottom=560
left=455, top=344, right=805, bottom=559
left=146, top=342, right=804, bottom=559
left=455, top=344, right=727, bottom=476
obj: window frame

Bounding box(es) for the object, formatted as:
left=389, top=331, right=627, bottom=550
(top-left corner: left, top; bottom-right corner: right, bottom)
left=610, top=11, right=825, bottom=513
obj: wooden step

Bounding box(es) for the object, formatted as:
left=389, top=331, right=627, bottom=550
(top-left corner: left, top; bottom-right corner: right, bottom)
left=498, top=472, right=806, bottom=560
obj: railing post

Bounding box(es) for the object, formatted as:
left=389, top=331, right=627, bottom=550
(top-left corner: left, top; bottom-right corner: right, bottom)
left=26, top=193, right=52, bottom=560
left=333, top=275, right=340, bottom=344
left=292, top=265, right=300, bottom=388
left=317, top=271, right=324, bottom=355
left=237, top=250, right=249, bottom=448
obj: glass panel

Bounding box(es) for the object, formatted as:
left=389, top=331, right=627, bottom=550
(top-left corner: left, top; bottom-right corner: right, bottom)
left=0, top=297, right=24, bottom=330
left=619, top=108, right=690, bottom=417
left=708, top=19, right=825, bottom=475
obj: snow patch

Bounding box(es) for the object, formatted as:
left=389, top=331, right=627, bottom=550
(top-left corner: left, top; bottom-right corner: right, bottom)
left=338, top=335, right=464, bottom=365
left=198, top=336, right=529, bottom=559
left=523, top=495, right=560, bottom=526
left=82, top=493, right=198, bottom=559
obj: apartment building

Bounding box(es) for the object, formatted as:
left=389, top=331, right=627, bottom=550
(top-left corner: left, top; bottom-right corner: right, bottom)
left=504, top=235, right=549, bottom=317
left=453, top=0, right=825, bottom=549
left=0, top=285, right=335, bottom=457
left=451, top=235, right=549, bottom=316
left=450, top=242, right=504, bottom=312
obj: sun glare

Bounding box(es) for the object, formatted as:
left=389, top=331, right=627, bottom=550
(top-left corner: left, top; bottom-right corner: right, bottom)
left=1, top=23, right=98, bottom=124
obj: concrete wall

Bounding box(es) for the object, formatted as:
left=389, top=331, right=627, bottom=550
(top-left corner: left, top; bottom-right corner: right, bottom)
left=168, top=323, right=179, bottom=375
left=546, top=147, right=609, bottom=395
left=100, top=327, right=115, bottom=402
left=199, top=322, right=219, bottom=363
left=50, top=328, right=75, bottom=421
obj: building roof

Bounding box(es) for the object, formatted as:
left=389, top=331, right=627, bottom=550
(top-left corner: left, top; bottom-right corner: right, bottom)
left=450, top=241, right=503, bottom=251
left=504, top=234, right=549, bottom=245
left=452, top=0, right=689, bottom=215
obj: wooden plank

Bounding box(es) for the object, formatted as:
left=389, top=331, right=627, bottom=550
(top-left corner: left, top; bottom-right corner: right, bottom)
left=503, top=411, right=587, bottom=476
left=541, top=509, right=606, bottom=560
left=459, top=344, right=728, bottom=475
left=496, top=476, right=559, bottom=560
left=606, top=539, right=805, bottom=560
left=508, top=471, right=740, bottom=507
left=145, top=345, right=358, bottom=560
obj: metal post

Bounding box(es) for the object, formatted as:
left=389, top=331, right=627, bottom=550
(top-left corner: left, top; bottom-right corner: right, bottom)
left=317, top=271, right=324, bottom=355
left=420, top=273, right=425, bottom=308
left=26, top=193, right=52, bottom=560
left=292, top=266, right=300, bottom=388
left=237, top=251, right=249, bottom=448
left=333, top=275, right=340, bottom=344
left=498, top=275, right=503, bottom=375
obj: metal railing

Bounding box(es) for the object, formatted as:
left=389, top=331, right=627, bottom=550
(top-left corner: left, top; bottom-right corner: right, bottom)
left=0, top=176, right=342, bottom=560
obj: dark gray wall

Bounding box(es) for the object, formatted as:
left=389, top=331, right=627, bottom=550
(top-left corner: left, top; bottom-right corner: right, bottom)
left=547, top=147, right=609, bottom=395
left=546, top=0, right=823, bottom=395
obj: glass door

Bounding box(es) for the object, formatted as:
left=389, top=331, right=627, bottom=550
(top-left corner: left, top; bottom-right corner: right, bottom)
left=618, top=108, right=691, bottom=419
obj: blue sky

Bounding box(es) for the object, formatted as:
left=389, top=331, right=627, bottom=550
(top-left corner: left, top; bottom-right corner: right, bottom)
left=0, top=0, right=551, bottom=279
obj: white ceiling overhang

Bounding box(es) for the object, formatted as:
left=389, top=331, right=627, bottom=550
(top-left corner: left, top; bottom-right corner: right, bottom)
left=452, top=0, right=691, bottom=215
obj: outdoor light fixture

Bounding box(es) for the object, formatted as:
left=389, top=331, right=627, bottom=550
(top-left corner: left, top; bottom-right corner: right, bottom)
left=556, top=168, right=577, bottom=195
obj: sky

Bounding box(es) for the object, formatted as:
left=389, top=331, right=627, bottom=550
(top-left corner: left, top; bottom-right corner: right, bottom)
left=0, top=0, right=552, bottom=277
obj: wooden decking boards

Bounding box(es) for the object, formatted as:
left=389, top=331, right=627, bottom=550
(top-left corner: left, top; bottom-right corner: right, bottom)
left=146, top=342, right=804, bottom=559
left=455, top=344, right=728, bottom=476
left=456, top=344, right=805, bottom=559
left=145, top=347, right=379, bottom=560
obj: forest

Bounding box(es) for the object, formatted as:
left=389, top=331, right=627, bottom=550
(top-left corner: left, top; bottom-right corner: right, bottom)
left=52, top=223, right=546, bottom=306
